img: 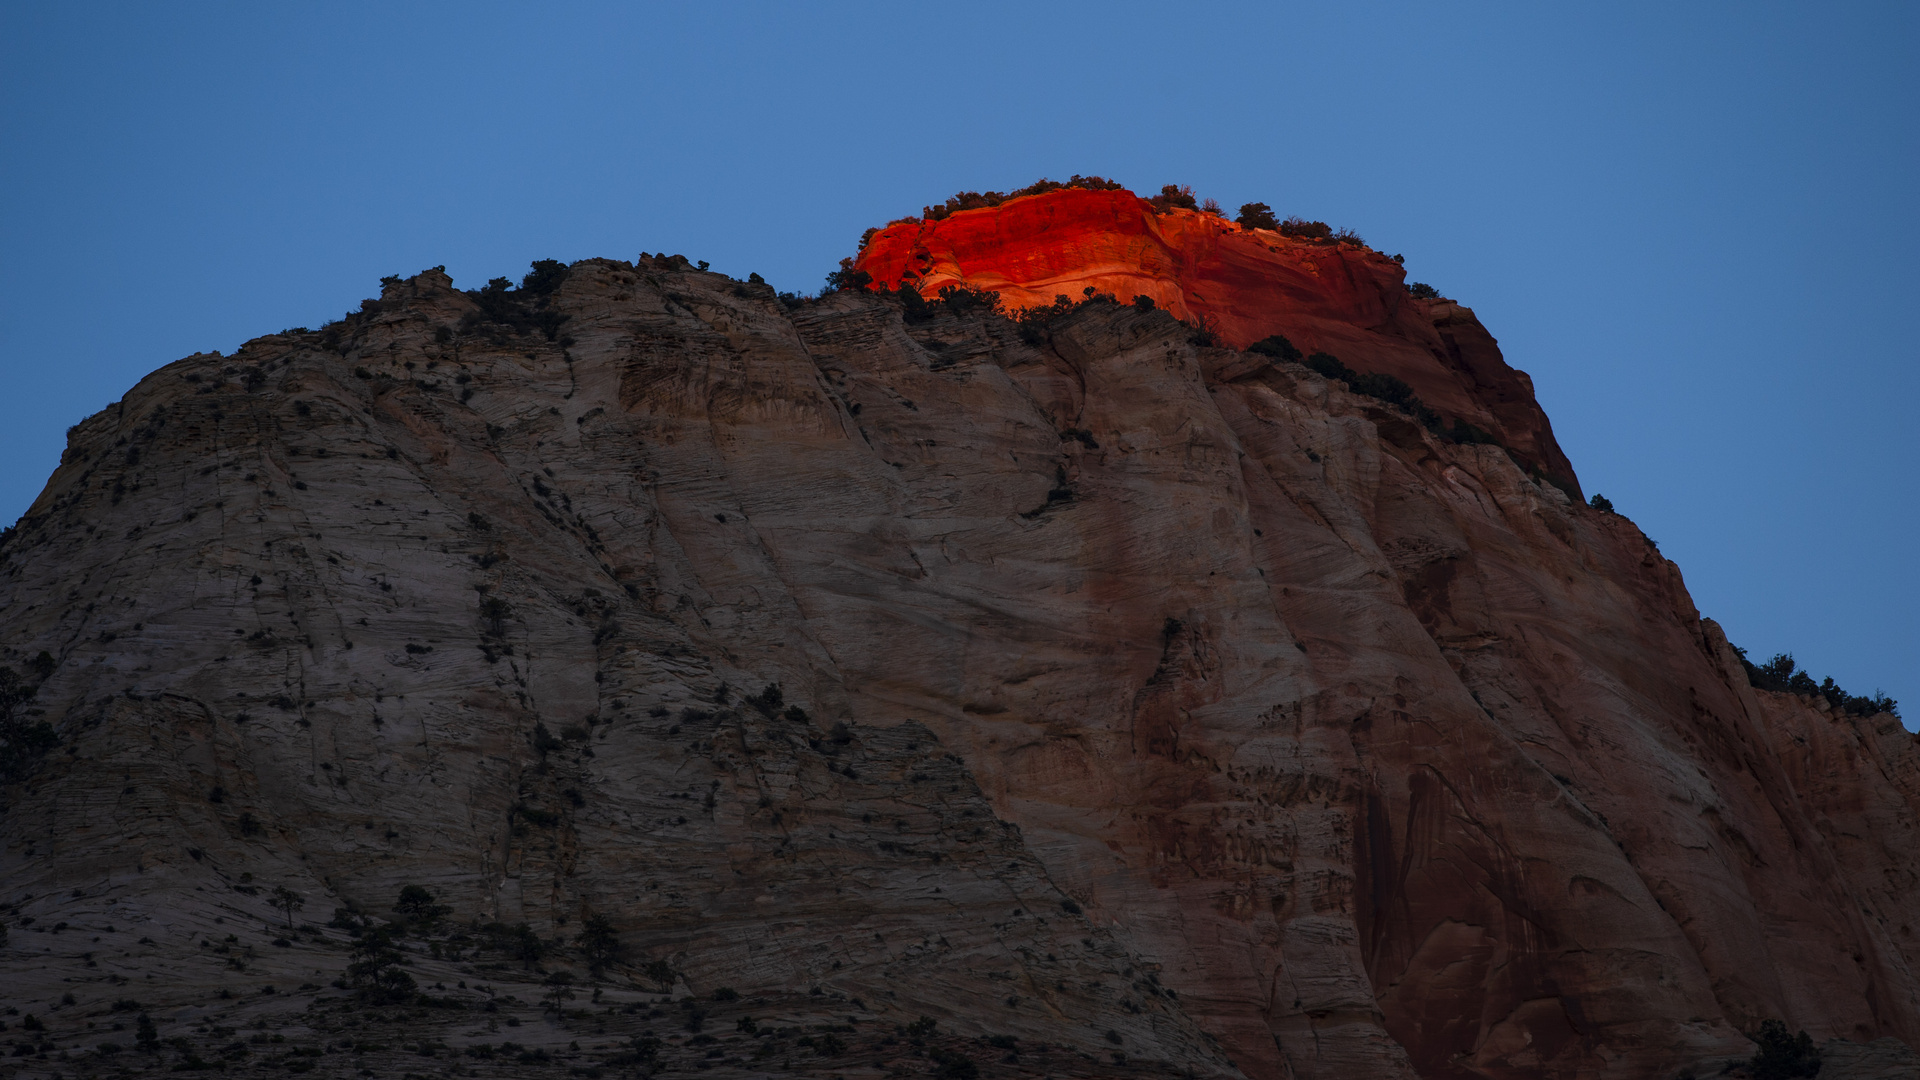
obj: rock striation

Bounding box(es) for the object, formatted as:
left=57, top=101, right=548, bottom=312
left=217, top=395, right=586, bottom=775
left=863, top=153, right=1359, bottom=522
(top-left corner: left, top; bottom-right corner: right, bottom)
left=0, top=191, right=1915, bottom=1079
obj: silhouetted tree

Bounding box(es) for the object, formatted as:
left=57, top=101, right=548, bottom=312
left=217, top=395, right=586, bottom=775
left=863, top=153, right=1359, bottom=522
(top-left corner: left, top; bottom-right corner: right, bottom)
left=577, top=914, right=622, bottom=974
left=1148, top=185, right=1198, bottom=212
left=1747, top=1020, right=1820, bottom=1080
left=269, top=886, right=304, bottom=930
left=1236, top=203, right=1279, bottom=230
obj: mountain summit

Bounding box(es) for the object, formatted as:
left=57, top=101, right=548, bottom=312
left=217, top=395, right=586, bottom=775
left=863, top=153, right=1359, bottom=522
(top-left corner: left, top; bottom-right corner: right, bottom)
left=0, top=193, right=1913, bottom=1079
left=854, top=182, right=1576, bottom=494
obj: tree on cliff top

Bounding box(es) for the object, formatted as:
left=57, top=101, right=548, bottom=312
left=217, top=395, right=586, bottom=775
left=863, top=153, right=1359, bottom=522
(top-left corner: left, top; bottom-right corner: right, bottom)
left=1735, top=647, right=1898, bottom=718
left=1237, top=203, right=1280, bottom=230
left=1149, top=185, right=1198, bottom=212
left=920, top=175, right=1125, bottom=221
left=520, top=259, right=569, bottom=297
left=824, top=257, right=872, bottom=294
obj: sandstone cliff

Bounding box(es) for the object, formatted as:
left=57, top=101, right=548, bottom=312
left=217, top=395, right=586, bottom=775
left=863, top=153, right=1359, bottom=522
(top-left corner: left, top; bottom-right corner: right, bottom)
left=0, top=195, right=1914, bottom=1080
left=855, top=187, right=1576, bottom=496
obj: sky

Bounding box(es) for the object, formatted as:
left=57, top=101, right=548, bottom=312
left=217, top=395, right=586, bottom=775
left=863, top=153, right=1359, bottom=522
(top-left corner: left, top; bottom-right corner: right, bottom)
left=3, top=2, right=1914, bottom=723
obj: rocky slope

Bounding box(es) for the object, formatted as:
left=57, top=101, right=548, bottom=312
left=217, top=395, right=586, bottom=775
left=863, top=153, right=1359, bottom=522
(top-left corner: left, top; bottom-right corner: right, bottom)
left=0, top=192, right=1914, bottom=1080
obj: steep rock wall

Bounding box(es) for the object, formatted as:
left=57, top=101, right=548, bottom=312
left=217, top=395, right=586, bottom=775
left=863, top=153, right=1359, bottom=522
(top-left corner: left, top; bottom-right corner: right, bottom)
left=0, top=259, right=1913, bottom=1080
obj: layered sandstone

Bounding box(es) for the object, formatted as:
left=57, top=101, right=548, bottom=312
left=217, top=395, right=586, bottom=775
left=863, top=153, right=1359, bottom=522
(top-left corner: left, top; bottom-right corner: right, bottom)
left=855, top=188, right=1576, bottom=495
left=0, top=218, right=1914, bottom=1080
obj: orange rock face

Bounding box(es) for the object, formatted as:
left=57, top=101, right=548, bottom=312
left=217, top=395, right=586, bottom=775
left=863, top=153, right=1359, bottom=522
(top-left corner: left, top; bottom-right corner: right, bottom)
left=856, top=187, right=1579, bottom=495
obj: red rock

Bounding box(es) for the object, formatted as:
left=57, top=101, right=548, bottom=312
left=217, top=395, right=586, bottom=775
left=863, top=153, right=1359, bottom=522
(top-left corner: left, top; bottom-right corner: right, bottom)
left=856, top=186, right=1579, bottom=495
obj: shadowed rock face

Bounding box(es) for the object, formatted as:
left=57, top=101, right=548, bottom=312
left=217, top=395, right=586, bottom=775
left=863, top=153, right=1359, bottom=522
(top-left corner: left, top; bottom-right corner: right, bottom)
left=855, top=187, right=1579, bottom=496
left=0, top=257, right=1914, bottom=1080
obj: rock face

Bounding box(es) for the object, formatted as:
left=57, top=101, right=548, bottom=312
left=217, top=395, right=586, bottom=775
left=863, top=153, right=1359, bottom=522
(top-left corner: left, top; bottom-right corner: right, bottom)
left=855, top=188, right=1577, bottom=495
left=0, top=206, right=1915, bottom=1080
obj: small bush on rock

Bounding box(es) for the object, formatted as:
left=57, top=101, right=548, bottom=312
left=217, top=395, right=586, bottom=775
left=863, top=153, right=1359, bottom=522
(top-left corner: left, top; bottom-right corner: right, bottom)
left=921, top=175, right=1125, bottom=221
left=346, top=928, right=417, bottom=1004
left=747, top=684, right=785, bottom=718
left=1236, top=203, right=1279, bottom=230
left=520, top=260, right=569, bottom=297
left=1249, top=335, right=1304, bottom=363
left=1735, top=648, right=1899, bottom=718
left=1746, top=1019, right=1820, bottom=1080
left=937, top=283, right=1002, bottom=315
left=1286, top=347, right=1507, bottom=446
left=894, top=284, right=936, bottom=323
left=1148, top=184, right=1199, bottom=212
left=479, top=922, right=547, bottom=966
left=1012, top=292, right=1101, bottom=344
left=479, top=597, right=513, bottom=638
left=824, top=258, right=873, bottom=293
left=1280, top=217, right=1332, bottom=240
left=464, top=262, right=573, bottom=341
left=577, top=914, right=621, bottom=973
left=394, top=885, right=449, bottom=924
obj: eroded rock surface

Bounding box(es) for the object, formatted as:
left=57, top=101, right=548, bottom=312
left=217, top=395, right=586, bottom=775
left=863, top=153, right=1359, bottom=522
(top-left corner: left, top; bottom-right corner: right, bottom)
left=0, top=248, right=1913, bottom=1080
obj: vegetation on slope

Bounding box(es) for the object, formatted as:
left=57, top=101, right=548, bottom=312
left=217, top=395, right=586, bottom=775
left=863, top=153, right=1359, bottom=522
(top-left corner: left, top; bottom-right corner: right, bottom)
left=1735, top=647, right=1899, bottom=718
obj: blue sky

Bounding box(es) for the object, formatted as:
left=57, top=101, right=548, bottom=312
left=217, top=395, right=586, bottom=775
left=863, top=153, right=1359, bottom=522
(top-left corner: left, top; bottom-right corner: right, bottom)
left=3, top=2, right=1914, bottom=721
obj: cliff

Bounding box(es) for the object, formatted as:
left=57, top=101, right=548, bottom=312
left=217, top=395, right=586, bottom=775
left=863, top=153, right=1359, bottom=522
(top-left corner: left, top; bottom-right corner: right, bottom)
left=0, top=207, right=1914, bottom=1080
left=854, top=187, right=1578, bottom=496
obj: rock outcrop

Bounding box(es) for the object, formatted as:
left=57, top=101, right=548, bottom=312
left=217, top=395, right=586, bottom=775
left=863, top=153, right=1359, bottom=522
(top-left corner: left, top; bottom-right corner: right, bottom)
left=855, top=187, right=1577, bottom=495
left=0, top=196, right=1914, bottom=1080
